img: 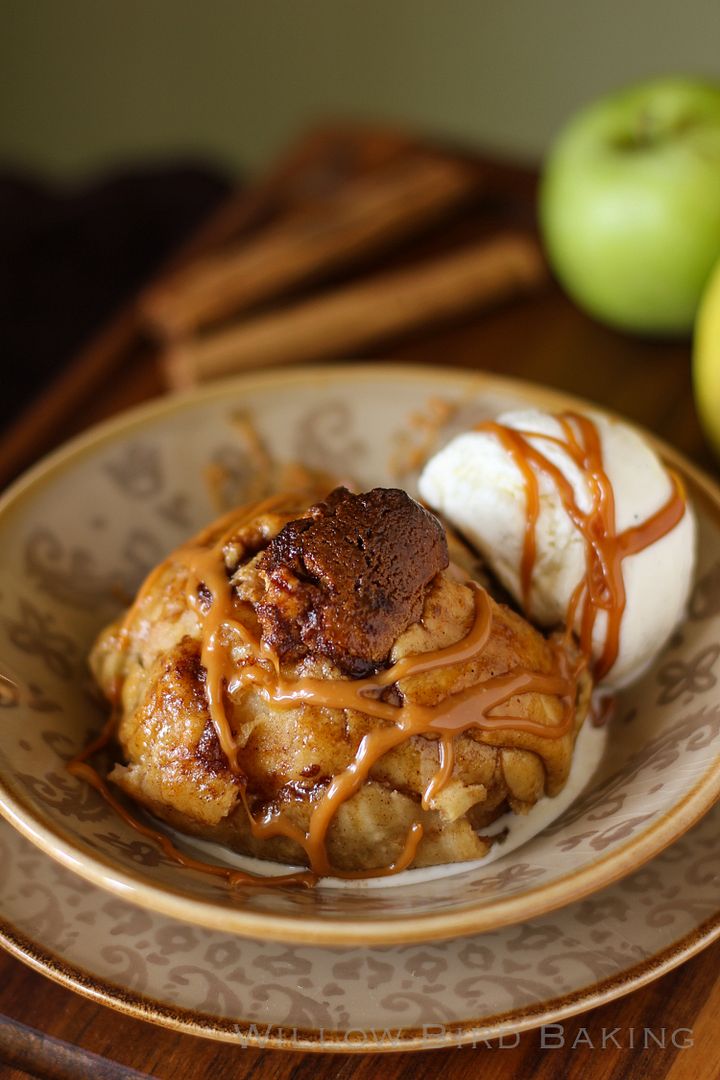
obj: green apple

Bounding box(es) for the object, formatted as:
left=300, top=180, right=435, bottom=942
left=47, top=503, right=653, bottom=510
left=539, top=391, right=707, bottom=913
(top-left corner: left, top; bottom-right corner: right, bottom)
left=540, top=77, right=720, bottom=335
left=693, top=254, right=720, bottom=454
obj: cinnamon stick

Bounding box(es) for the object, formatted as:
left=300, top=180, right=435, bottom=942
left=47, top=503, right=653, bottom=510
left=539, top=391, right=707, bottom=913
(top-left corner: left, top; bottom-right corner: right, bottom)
left=165, top=234, right=546, bottom=388
left=143, top=155, right=477, bottom=336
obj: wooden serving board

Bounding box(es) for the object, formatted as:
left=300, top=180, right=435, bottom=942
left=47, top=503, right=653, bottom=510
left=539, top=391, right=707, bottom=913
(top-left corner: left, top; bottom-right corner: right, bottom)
left=0, top=123, right=718, bottom=1080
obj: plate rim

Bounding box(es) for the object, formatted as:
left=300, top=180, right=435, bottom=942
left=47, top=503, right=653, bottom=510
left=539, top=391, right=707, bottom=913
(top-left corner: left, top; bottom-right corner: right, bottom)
left=1, top=853, right=719, bottom=1053
left=1, top=360, right=720, bottom=946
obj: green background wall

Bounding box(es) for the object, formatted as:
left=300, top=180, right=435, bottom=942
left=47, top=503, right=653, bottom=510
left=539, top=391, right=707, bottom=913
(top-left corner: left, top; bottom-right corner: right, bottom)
left=1, top=0, right=719, bottom=179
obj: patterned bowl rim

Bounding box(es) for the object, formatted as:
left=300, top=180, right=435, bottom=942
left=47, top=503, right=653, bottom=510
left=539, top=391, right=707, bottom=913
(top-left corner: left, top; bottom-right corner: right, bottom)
left=1, top=361, right=719, bottom=947
left=1, top=888, right=719, bottom=1051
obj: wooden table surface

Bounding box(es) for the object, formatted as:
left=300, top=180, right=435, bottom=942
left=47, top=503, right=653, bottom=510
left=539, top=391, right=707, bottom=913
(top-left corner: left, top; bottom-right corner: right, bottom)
left=1, top=126, right=719, bottom=1079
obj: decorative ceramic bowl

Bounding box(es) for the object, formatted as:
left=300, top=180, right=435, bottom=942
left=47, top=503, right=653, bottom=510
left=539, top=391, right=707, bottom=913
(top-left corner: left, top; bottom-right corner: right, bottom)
left=1, top=364, right=720, bottom=946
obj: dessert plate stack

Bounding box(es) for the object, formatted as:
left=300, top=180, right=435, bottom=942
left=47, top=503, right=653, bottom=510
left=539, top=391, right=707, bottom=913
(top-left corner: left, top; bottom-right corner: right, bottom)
left=1, top=365, right=719, bottom=1050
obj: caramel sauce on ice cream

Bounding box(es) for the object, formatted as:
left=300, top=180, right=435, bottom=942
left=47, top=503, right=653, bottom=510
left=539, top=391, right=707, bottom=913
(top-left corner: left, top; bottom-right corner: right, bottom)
left=474, top=413, right=687, bottom=680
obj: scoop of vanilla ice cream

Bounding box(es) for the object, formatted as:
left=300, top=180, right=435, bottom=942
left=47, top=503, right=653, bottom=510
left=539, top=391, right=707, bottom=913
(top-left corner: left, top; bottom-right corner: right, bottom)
left=418, top=409, right=696, bottom=690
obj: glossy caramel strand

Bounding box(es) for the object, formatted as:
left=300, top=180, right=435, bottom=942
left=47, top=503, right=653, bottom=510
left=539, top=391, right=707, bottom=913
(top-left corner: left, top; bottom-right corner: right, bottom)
left=67, top=493, right=324, bottom=889
left=119, top=492, right=300, bottom=771
left=476, top=413, right=687, bottom=679
left=171, top=543, right=580, bottom=877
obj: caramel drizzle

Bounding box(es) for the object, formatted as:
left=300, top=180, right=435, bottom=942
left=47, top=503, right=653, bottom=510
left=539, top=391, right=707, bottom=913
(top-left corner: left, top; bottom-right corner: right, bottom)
left=68, top=493, right=320, bottom=889
left=477, top=413, right=688, bottom=679
left=220, top=586, right=578, bottom=876
left=119, top=492, right=294, bottom=772
left=74, top=489, right=582, bottom=886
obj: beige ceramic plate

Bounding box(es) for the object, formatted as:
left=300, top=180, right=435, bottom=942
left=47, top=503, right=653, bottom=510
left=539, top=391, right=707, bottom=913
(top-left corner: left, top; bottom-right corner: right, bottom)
left=1, top=363, right=720, bottom=946
left=1, top=806, right=719, bottom=1050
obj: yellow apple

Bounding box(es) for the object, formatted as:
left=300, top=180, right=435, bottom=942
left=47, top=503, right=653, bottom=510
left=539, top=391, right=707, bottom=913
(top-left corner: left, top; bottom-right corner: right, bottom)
left=694, top=255, right=720, bottom=454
